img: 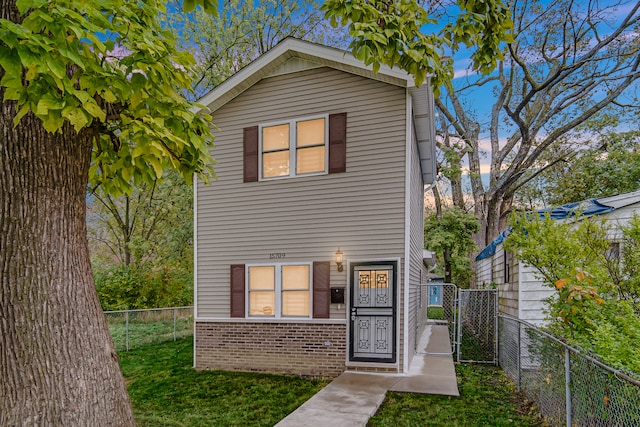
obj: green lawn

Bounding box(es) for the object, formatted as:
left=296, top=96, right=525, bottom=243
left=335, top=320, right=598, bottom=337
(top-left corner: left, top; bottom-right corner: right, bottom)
left=119, top=337, right=329, bottom=426
left=106, top=310, right=194, bottom=352
left=369, top=364, right=545, bottom=427
left=120, top=337, right=544, bottom=427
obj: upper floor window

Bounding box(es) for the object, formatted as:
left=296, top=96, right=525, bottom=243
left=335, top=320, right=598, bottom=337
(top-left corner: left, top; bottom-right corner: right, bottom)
left=260, top=116, right=327, bottom=179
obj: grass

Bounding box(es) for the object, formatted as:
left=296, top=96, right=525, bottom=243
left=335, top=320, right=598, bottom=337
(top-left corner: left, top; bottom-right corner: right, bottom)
left=106, top=310, right=194, bottom=351
left=119, top=337, right=544, bottom=427
left=368, top=363, right=545, bottom=427
left=119, top=336, right=329, bottom=426
left=426, top=306, right=445, bottom=320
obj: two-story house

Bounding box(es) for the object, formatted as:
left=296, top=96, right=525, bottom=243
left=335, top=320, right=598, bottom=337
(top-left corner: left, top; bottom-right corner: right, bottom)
left=194, top=38, right=437, bottom=377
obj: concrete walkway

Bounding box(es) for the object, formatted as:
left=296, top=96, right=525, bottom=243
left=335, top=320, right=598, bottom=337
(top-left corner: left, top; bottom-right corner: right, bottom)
left=275, top=324, right=458, bottom=427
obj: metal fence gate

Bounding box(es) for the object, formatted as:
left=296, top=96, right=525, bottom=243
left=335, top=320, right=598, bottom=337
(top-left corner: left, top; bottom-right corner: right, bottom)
left=415, top=285, right=497, bottom=363
left=457, top=289, right=498, bottom=363
left=415, top=283, right=458, bottom=355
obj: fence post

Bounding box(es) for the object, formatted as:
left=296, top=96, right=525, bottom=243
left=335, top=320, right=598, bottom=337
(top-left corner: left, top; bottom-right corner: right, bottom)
left=173, top=308, right=177, bottom=342
left=565, top=348, right=572, bottom=427
left=454, top=289, right=462, bottom=362
left=493, top=291, right=498, bottom=365
left=125, top=310, right=129, bottom=352
left=517, top=321, right=521, bottom=392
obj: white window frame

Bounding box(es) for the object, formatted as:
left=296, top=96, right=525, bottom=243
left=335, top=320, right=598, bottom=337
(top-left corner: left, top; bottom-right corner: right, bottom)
left=246, top=262, right=313, bottom=318
left=258, top=114, right=329, bottom=181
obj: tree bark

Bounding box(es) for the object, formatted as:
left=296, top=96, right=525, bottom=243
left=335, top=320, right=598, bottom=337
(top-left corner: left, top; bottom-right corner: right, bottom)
left=0, top=90, right=134, bottom=426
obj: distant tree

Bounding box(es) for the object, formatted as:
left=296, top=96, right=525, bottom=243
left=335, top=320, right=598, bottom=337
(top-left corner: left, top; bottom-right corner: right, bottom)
left=88, top=171, right=194, bottom=309
left=88, top=171, right=192, bottom=268
left=544, top=131, right=640, bottom=206
left=424, top=207, right=479, bottom=287
left=432, top=0, right=640, bottom=247
left=164, top=0, right=347, bottom=97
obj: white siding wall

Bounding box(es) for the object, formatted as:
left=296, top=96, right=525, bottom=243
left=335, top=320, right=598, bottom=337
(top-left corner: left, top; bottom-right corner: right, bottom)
left=196, top=67, right=408, bottom=320
left=483, top=202, right=640, bottom=325
left=519, top=203, right=640, bottom=326
left=475, top=258, right=493, bottom=287
left=599, top=203, right=640, bottom=238
left=518, top=263, right=553, bottom=326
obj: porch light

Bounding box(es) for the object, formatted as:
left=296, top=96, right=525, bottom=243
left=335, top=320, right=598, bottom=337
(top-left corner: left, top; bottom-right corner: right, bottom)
left=335, top=249, right=344, bottom=272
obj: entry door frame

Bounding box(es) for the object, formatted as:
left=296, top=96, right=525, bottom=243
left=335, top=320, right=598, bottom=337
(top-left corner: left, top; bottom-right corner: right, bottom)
left=348, top=260, right=398, bottom=364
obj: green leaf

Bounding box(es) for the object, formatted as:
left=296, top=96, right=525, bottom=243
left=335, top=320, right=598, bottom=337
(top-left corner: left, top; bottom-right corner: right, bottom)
left=47, top=59, right=67, bottom=80
left=62, top=105, right=90, bottom=131
left=148, top=157, right=164, bottom=179
left=131, top=73, right=146, bottom=91
left=15, top=0, right=48, bottom=13
left=59, top=46, right=85, bottom=69
left=40, top=109, right=64, bottom=133
left=13, top=103, right=31, bottom=125
left=36, top=94, right=64, bottom=116
left=82, top=101, right=106, bottom=121
left=183, top=0, right=195, bottom=12
left=0, top=46, right=21, bottom=76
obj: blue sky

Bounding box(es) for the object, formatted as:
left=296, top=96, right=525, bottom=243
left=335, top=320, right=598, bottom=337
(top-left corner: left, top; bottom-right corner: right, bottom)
left=437, top=0, right=639, bottom=176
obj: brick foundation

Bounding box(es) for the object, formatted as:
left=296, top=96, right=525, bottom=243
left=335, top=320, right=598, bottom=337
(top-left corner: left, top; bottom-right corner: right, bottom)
left=195, top=321, right=347, bottom=377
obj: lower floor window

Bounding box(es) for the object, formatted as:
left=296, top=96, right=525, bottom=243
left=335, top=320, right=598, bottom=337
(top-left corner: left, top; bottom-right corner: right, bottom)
left=248, top=264, right=310, bottom=317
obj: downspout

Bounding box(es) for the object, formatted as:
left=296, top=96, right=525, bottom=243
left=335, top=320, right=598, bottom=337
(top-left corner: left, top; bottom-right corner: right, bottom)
left=193, top=173, right=198, bottom=368
left=403, top=90, right=412, bottom=373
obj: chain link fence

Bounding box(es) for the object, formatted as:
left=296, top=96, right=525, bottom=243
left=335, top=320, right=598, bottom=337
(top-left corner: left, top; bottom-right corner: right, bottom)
left=499, top=314, right=640, bottom=426
left=457, top=289, right=498, bottom=363
left=104, top=306, right=194, bottom=352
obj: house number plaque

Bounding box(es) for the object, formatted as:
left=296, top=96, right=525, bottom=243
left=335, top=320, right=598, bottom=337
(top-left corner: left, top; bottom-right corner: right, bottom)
left=269, top=253, right=286, bottom=259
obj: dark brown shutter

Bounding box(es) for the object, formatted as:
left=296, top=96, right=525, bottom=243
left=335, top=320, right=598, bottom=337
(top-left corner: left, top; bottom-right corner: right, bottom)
left=328, top=113, right=346, bottom=174
left=243, top=126, right=259, bottom=182
left=312, top=261, right=330, bottom=318
left=230, top=264, right=246, bottom=318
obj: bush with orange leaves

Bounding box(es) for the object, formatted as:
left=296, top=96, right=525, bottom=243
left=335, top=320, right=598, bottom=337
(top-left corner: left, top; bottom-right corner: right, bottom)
left=505, top=213, right=640, bottom=375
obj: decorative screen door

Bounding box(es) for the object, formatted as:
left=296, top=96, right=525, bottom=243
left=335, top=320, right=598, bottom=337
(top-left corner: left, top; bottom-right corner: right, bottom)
left=349, top=263, right=396, bottom=362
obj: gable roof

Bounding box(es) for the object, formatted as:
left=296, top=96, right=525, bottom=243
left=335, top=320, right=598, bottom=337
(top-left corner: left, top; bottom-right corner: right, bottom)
left=475, top=189, right=640, bottom=261
left=196, top=37, right=437, bottom=185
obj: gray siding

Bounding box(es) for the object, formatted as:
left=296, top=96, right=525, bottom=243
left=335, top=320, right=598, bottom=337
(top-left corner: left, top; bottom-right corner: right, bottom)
left=196, top=67, right=408, bottom=320
left=407, top=120, right=426, bottom=366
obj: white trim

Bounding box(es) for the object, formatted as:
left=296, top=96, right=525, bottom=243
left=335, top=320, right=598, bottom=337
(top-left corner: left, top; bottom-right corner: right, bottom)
left=193, top=174, right=198, bottom=369
left=194, top=317, right=346, bottom=324
left=245, top=262, right=313, bottom=319
left=518, top=256, right=523, bottom=320
left=258, top=114, right=329, bottom=181
left=195, top=38, right=415, bottom=113
left=403, top=91, right=412, bottom=373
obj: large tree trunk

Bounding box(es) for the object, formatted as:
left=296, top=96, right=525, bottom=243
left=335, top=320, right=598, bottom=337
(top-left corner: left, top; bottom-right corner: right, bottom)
left=0, top=106, right=135, bottom=423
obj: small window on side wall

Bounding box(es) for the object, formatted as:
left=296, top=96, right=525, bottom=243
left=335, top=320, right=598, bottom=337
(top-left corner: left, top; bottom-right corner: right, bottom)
left=504, top=250, right=513, bottom=284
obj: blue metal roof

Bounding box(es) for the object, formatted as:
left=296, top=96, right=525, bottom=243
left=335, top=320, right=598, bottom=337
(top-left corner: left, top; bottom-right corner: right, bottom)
left=475, top=198, right=615, bottom=261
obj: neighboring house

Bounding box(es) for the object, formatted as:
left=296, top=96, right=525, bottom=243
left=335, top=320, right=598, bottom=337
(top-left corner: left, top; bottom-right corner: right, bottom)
left=475, top=190, right=640, bottom=326
left=193, top=38, right=437, bottom=377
